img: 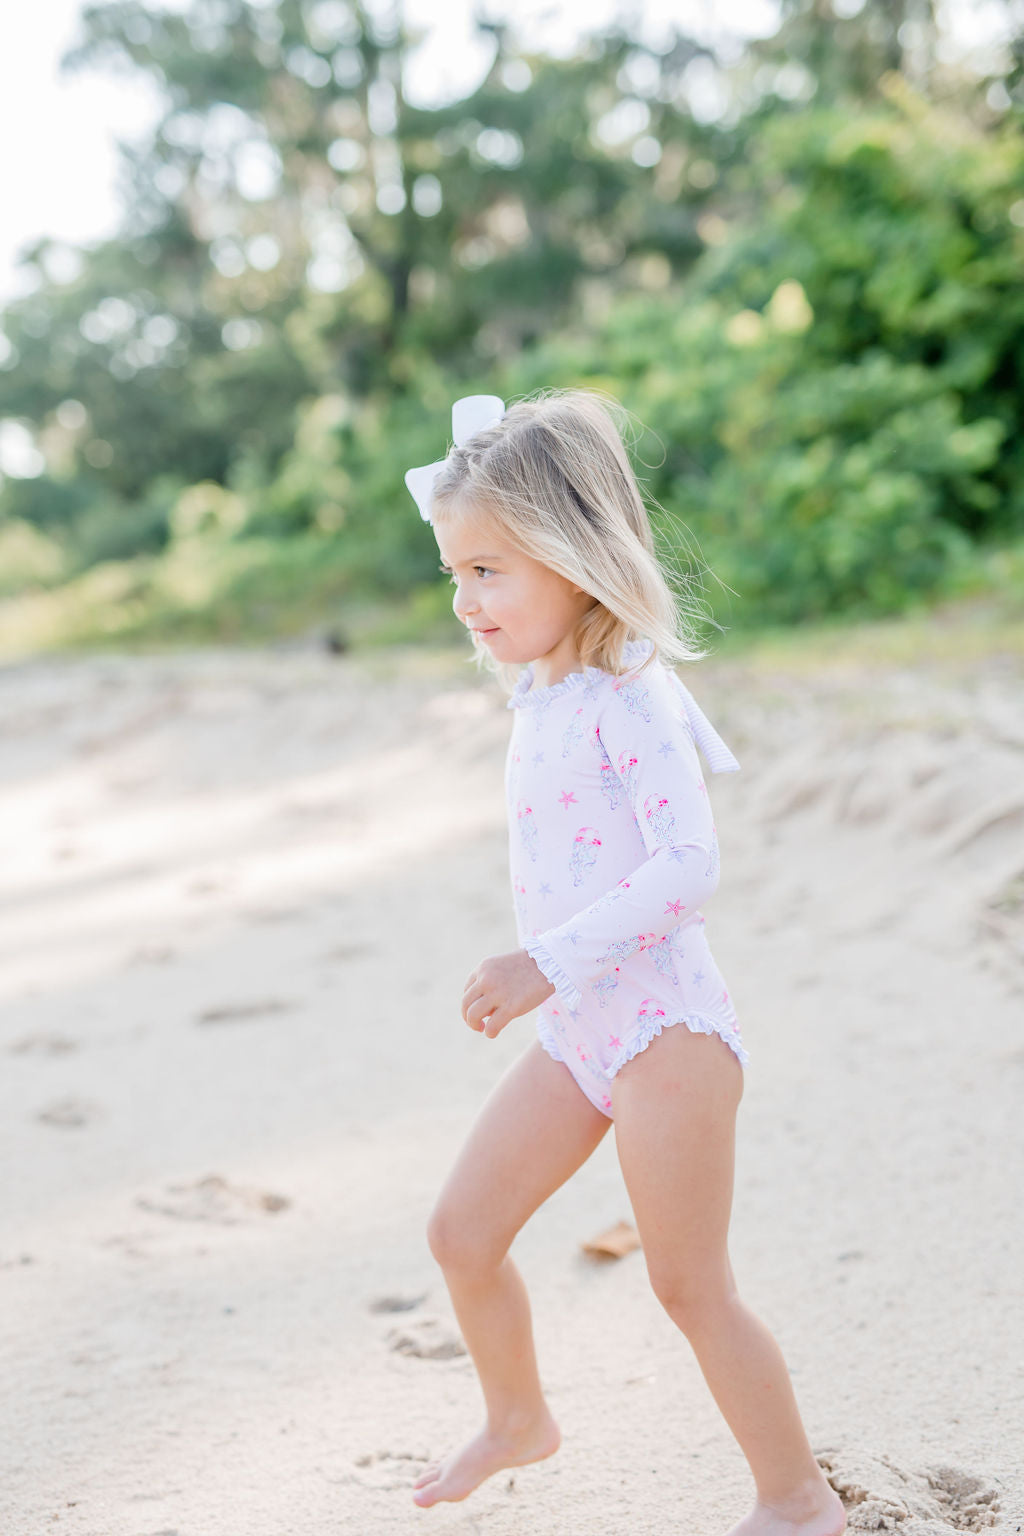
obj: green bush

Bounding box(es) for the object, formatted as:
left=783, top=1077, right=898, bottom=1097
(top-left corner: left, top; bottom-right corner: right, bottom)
left=488, top=97, right=1024, bottom=623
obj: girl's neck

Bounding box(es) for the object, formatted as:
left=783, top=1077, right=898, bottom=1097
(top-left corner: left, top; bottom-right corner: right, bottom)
left=529, top=645, right=584, bottom=692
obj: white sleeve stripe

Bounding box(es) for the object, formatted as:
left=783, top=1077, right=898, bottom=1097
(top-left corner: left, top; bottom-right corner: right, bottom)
left=672, top=678, right=741, bottom=775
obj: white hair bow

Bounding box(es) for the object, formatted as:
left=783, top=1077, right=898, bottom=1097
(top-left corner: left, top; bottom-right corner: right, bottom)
left=404, top=394, right=506, bottom=523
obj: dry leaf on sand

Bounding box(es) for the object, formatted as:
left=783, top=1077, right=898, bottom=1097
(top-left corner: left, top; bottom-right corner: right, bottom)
left=581, top=1220, right=642, bottom=1260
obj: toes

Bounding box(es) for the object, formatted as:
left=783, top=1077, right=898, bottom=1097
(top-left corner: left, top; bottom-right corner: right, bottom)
left=413, top=1462, right=442, bottom=1489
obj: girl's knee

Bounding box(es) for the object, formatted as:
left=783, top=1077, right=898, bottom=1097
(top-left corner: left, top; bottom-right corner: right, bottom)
left=426, top=1201, right=507, bottom=1274
left=424, top=1202, right=461, bottom=1269
left=647, top=1263, right=737, bottom=1335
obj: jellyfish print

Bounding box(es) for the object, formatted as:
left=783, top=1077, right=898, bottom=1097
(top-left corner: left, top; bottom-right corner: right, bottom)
left=569, top=826, right=602, bottom=886
left=597, top=932, right=657, bottom=966
left=561, top=708, right=586, bottom=758
left=649, top=931, right=683, bottom=982
left=587, top=884, right=625, bottom=917
left=613, top=678, right=652, bottom=723
left=616, top=748, right=639, bottom=801
left=635, top=997, right=668, bottom=1035
left=644, top=793, right=677, bottom=844
left=705, top=825, right=720, bottom=882
left=517, top=799, right=539, bottom=862
left=592, top=968, right=621, bottom=1008
left=598, top=749, right=626, bottom=812
left=543, top=1004, right=568, bottom=1042
left=674, top=704, right=696, bottom=744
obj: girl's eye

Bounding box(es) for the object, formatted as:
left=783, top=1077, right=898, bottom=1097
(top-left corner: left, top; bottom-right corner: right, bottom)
left=439, top=566, right=494, bottom=582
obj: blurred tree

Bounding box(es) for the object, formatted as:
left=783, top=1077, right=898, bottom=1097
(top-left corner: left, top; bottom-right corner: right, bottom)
left=493, top=90, right=1024, bottom=620
left=1, top=0, right=1022, bottom=629
left=0, top=0, right=720, bottom=556
left=754, top=0, right=940, bottom=101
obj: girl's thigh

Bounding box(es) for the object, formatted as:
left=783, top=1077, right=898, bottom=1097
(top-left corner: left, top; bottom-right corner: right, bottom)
left=428, top=1039, right=611, bottom=1268
left=610, top=1024, right=743, bottom=1301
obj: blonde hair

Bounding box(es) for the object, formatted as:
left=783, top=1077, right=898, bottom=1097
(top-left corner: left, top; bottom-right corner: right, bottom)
left=431, top=387, right=714, bottom=694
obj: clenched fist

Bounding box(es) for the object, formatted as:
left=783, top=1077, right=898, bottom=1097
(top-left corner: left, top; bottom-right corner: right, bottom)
left=461, top=949, right=556, bottom=1039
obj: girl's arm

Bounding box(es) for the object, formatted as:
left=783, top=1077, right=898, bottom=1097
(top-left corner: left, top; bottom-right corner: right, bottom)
left=522, top=665, right=739, bottom=1015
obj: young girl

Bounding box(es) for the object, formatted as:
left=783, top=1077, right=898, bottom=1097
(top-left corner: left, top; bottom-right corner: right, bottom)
left=403, top=390, right=846, bottom=1536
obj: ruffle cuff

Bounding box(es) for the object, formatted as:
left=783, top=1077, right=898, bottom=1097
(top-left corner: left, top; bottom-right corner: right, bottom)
left=523, top=940, right=583, bottom=1014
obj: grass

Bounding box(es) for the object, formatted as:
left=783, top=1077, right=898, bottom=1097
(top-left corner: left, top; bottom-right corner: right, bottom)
left=708, top=593, right=1024, bottom=674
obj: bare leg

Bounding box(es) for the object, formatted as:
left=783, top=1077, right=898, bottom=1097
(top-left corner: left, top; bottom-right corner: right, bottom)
left=413, top=1039, right=611, bottom=1508
left=611, top=1025, right=846, bottom=1536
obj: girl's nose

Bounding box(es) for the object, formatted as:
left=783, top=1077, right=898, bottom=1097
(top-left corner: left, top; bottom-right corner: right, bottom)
left=452, top=589, right=478, bottom=623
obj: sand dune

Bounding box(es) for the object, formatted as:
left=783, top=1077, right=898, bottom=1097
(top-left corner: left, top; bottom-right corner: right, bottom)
left=2, top=639, right=1022, bottom=1535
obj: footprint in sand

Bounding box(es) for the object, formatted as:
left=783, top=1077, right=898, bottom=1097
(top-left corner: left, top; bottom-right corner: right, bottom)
left=368, top=1293, right=427, bottom=1314
left=99, top=1232, right=157, bottom=1260
left=321, top=942, right=376, bottom=963
left=816, top=1449, right=1000, bottom=1533
left=185, top=875, right=230, bottom=896
left=245, top=905, right=305, bottom=925
left=11, top=1033, right=78, bottom=1056
left=135, top=1174, right=291, bottom=1225
left=387, top=1317, right=467, bottom=1360
left=125, top=945, right=176, bottom=967
left=36, top=1096, right=102, bottom=1128
left=196, top=999, right=295, bottom=1026
left=350, top=1450, right=432, bottom=1491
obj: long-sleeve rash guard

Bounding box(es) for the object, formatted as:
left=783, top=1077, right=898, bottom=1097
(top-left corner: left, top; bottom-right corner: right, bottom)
left=504, top=636, right=745, bottom=1115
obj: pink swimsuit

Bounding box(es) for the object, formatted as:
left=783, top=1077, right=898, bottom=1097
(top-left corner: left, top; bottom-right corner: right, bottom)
left=506, top=638, right=746, bottom=1118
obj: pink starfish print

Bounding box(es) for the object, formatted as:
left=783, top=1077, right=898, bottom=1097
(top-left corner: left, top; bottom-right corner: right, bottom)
left=664, top=897, right=686, bottom=918
left=608, top=1034, right=622, bottom=1049
left=558, top=789, right=578, bottom=809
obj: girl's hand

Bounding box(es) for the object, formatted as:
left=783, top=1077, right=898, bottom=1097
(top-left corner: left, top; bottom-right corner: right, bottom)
left=462, top=949, right=556, bottom=1039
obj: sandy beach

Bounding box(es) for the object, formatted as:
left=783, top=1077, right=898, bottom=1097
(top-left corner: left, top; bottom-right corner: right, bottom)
left=2, top=633, right=1022, bottom=1536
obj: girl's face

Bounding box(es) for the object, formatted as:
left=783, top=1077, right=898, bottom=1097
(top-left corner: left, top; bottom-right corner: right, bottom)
left=434, top=512, right=596, bottom=679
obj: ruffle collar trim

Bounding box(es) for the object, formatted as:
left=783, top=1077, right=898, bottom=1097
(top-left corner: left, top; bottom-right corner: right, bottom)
left=507, top=638, right=654, bottom=710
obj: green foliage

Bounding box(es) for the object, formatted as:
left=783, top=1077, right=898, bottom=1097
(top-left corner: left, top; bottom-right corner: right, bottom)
left=0, top=472, right=100, bottom=535
left=73, top=475, right=185, bottom=567
left=340, top=95, right=1024, bottom=626
left=0, top=521, right=67, bottom=597
left=1, top=3, right=1023, bottom=649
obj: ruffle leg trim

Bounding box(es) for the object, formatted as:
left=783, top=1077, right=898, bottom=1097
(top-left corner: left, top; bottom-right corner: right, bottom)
left=523, top=940, right=583, bottom=1014
left=604, top=1010, right=749, bottom=1080
left=534, top=1013, right=564, bottom=1064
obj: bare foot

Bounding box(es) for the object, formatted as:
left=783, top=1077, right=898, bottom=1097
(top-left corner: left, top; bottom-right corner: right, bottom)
left=726, top=1478, right=846, bottom=1536
left=411, top=1411, right=560, bottom=1507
